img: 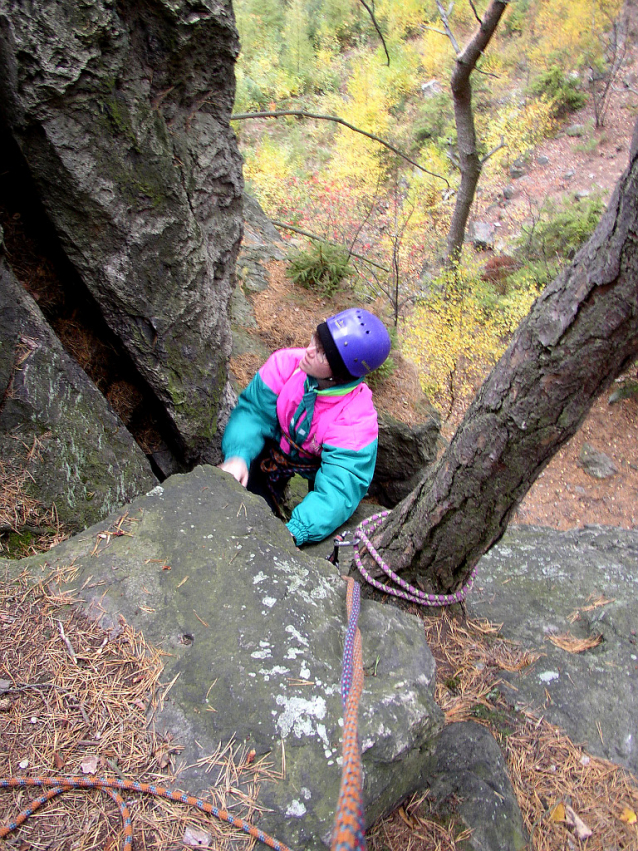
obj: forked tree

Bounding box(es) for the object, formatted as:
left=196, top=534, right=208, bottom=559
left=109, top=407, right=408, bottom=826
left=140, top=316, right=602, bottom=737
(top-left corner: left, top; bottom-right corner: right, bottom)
left=437, top=0, right=509, bottom=264
left=360, top=118, right=638, bottom=594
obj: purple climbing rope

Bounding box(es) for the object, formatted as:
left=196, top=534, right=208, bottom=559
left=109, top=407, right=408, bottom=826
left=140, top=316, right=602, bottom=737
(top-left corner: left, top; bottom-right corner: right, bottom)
left=353, top=512, right=477, bottom=607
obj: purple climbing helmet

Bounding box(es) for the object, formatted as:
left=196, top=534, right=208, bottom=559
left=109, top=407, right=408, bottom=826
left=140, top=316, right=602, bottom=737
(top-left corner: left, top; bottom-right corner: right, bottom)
left=324, top=307, right=391, bottom=378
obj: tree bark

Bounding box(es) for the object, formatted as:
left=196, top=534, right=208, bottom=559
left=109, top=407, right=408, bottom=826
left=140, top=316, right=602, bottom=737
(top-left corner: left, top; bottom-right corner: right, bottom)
left=445, top=0, right=508, bottom=264
left=369, top=119, right=638, bottom=594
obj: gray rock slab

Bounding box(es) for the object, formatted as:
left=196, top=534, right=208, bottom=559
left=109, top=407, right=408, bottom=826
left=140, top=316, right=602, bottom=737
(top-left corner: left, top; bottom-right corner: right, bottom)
left=468, top=222, right=495, bottom=249
left=423, top=722, right=527, bottom=851
left=0, top=253, right=157, bottom=532
left=468, top=524, right=638, bottom=773
left=3, top=466, right=443, bottom=849
left=578, top=441, right=618, bottom=478
left=370, top=410, right=441, bottom=507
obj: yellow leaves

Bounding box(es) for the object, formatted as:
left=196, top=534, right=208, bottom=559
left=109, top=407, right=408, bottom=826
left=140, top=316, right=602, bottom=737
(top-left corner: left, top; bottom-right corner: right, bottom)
left=620, top=807, right=637, bottom=824
left=529, top=0, right=624, bottom=70
left=549, top=802, right=593, bottom=839
left=243, top=139, right=303, bottom=216
left=419, top=28, right=454, bottom=79
left=376, top=0, right=428, bottom=40
left=403, top=264, right=538, bottom=411
left=483, top=99, right=555, bottom=172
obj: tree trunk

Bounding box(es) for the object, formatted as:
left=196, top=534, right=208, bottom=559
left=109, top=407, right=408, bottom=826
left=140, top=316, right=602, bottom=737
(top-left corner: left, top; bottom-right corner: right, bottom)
left=368, top=120, right=638, bottom=595
left=445, top=0, right=508, bottom=265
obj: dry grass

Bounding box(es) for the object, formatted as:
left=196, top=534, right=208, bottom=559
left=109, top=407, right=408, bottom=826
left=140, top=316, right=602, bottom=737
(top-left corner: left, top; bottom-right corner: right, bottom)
left=546, top=632, right=603, bottom=653
left=370, top=611, right=638, bottom=851
left=0, top=568, right=284, bottom=850
left=0, top=438, right=69, bottom=558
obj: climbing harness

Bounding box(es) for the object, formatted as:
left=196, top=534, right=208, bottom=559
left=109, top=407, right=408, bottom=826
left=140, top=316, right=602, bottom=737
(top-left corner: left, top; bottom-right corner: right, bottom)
left=260, top=441, right=320, bottom=519
left=0, top=775, right=293, bottom=851
left=331, top=577, right=366, bottom=851
left=332, top=511, right=477, bottom=607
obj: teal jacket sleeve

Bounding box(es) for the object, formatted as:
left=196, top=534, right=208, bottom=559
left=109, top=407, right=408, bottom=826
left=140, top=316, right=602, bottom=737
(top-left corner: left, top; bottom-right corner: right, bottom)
left=221, top=373, right=280, bottom=466
left=286, top=440, right=377, bottom=545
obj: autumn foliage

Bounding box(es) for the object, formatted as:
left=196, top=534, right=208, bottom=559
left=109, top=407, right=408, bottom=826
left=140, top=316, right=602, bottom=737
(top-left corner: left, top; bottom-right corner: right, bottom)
left=233, top=0, right=623, bottom=414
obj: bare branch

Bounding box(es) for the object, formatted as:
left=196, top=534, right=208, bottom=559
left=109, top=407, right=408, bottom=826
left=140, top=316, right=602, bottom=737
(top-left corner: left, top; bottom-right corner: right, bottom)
left=271, top=220, right=391, bottom=272
left=422, top=25, right=448, bottom=37
left=230, top=110, right=450, bottom=186
left=468, top=0, right=482, bottom=25
left=480, top=135, right=505, bottom=165
left=358, top=0, right=390, bottom=66
left=446, top=146, right=460, bottom=169
left=435, top=0, right=461, bottom=54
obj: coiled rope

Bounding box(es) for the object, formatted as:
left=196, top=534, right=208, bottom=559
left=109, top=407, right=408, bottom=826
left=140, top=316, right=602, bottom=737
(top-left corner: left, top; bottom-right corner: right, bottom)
left=331, top=576, right=366, bottom=851
left=0, top=775, right=293, bottom=851
left=353, top=511, right=477, bottom=607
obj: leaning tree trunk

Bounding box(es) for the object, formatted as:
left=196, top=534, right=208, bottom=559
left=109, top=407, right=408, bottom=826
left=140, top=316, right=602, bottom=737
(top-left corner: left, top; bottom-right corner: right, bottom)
left=445, top=0, right=508, bottom=265
left=369, top=119, right=638, bottom=595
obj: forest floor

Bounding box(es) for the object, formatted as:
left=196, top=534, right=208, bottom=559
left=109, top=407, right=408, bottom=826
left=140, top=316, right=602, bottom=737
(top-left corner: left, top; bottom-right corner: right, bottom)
left=471, top=58, right=638, bottom=533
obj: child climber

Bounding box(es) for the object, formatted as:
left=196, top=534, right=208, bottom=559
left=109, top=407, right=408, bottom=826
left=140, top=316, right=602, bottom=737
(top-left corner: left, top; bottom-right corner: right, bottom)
left=220, top=307, right=391, bottom=546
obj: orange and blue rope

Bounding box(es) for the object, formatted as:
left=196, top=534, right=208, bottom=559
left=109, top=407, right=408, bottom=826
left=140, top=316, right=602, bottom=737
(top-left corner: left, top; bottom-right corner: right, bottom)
left=331, top=576, right=366, bottom=851
left=0, top=775, right=292, bottom=851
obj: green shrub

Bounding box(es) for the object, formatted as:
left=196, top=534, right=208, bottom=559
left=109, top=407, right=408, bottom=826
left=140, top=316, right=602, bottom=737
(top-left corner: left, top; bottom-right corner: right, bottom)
left=285, top=241, right=352, bottom=296
left=528, top=67, right=587, bottom=117
left=414, top=92, right=455, bottom=144
left=517, top=193, right=604, bottom=265
left=365, top=354, right=395, bottom=388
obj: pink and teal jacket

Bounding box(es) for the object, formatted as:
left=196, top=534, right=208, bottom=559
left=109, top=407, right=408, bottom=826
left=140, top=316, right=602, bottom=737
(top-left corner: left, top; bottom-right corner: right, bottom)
left=222, top=348, right=378, bottom=545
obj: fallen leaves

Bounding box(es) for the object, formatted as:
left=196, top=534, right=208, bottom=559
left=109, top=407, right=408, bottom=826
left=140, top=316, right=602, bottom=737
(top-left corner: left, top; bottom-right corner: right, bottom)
left=547, top=631, right=603, bottom=653
left=550, top=801, right=593, bottom=840
left=80, top=755, right=99, bottom=774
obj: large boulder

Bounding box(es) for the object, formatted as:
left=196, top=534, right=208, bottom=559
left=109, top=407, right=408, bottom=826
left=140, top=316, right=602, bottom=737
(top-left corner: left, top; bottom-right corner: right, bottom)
left=0, top=0, right=244, bottom=466
left=469, top=523, right=638, bottom=774
left=2, top=465, right=444, bottom=849
left=0, top=237, right=157, bottom=533
left=371, top=409, right=442, bottom=506
left=423, top=722, right=528, bottom=851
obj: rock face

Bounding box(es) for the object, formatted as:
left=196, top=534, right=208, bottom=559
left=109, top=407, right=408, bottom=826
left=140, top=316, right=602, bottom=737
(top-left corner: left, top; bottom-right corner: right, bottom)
left=469, top=524, right=638, bottom=775
left=3, top=465, right=444, bottom=849
left=371, top=410, right=442, bottom=506
left=424, top=722, right=528, bottom=851
left=0, top=240, right=157, bottom=532
left=0, top=0, right=244, bottom=466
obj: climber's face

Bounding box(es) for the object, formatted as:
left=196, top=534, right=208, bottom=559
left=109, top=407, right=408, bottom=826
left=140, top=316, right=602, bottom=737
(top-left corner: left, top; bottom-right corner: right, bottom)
left=299, top=333, right=333, bottom=380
